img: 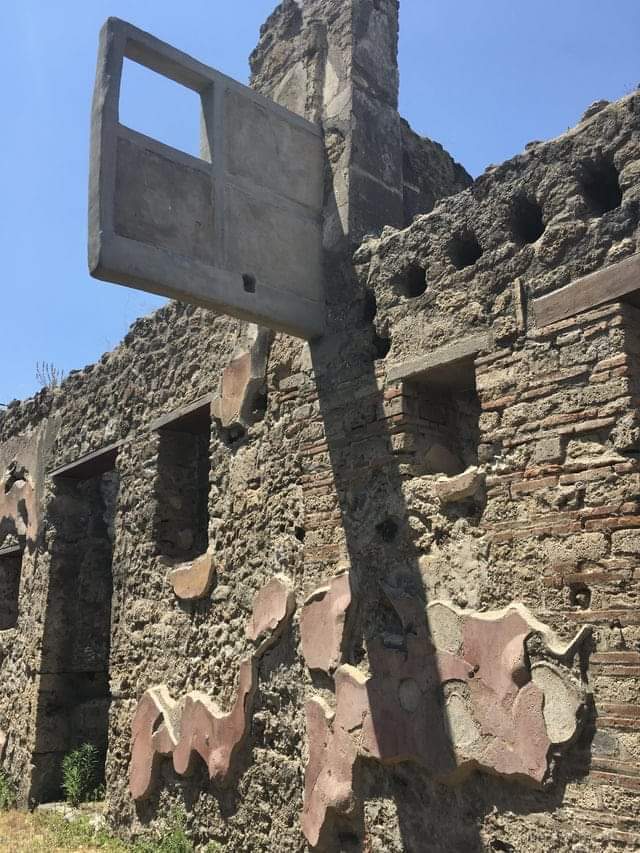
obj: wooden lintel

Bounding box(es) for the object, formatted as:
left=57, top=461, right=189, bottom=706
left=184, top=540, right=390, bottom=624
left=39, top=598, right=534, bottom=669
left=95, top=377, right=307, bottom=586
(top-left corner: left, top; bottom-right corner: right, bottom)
left=533, top=254, right=640, bottom=328
left=387, top=331, right=492, bottom=389
left=49, top=442, right=121, bottom=480
left=0, top=544, right=22, bottom=558
left=149, top=394, right=213, bottom=435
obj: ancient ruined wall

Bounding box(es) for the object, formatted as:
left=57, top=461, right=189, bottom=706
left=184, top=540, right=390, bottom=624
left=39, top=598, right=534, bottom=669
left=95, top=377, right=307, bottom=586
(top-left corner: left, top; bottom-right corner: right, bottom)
left=0, top=417, right=59, bottom=803
left=401, top=119, right=473, bottom=225
left=346, top=92, right=640, bottom=850
left=111, top=91, right=639, bottom=851
left=0, top=303, right=243, bottom=802
left=0, top=4, right=638, bottom=851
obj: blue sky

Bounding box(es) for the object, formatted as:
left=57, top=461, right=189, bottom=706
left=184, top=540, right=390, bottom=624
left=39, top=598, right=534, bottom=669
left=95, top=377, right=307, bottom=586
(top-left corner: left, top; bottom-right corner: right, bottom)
left=1, top=0, right=638, bottom=404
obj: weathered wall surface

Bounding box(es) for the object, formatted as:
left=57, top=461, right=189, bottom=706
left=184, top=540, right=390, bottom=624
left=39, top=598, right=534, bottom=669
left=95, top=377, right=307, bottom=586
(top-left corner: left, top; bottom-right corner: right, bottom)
left=401, top=119, right=472, bottom=225
left=250, top=0, right=471, bottom=245
left=0, top=304, right=242, bottom=804
left=346, top=91, right=640, bottom=851
left=0, top=2, right=639, bottom=851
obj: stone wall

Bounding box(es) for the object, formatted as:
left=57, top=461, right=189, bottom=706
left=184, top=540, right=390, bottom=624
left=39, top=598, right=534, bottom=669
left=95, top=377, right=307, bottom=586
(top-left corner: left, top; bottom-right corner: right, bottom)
left=0, top=3, right=638, bottom=851
left=250, top=0, right=471, bottom=247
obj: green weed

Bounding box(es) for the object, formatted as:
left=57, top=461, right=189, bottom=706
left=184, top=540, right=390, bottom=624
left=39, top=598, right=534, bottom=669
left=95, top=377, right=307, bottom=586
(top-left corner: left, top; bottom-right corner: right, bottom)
left=61, top=743, right=102, bottom=806
left=16, top=801, right=224, bottom=852
left=0, top=770, right=16, bottom=810
left=34, top=811, right=128, bottom=850
left=130, top=807, right=195, bottom=853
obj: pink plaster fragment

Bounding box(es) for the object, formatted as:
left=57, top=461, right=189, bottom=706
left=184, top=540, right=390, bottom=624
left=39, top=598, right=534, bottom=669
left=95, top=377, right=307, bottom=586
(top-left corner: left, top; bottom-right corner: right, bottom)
left=129, top=686, right=175, bottom=800
left=0, top=467, right=36, bottom=543
left=300, top=572, right=351, bottom=673
left=212, top=327, right=273, bottom=430
left=246, top=575, right=295, bottom=648
left=168, top=552, right=216, bottom=601
left=129, top=577, right=295, bottom=800
left=301, top=590, right=586, bottom=845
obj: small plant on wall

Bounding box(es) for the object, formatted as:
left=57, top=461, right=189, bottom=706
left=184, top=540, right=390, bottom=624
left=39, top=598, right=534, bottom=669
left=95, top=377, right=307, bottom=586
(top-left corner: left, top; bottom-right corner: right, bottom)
left=61, top=743, right=103, bottom=806
left=0, top=770, right=16, bottom=810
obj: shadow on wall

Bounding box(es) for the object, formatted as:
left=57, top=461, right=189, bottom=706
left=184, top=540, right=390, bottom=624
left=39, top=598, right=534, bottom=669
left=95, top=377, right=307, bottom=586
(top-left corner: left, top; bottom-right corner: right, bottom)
left=153, top=423, right=211, bottom=563
left=309, top=258, right=480, bottom=851
left=308, top=261, right=591, bottom=850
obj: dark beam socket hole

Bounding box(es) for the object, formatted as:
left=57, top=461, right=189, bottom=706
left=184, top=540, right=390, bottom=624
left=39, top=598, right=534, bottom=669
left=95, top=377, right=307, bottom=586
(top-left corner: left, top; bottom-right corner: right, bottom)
left=447, top=232, right=483, bottom=270
left=363, top=290, right=378, bottom=323
left=225, top=424, right=246, bottom=446
left=397, top=264, right=427, bottom=298
left=569, top=583, right=591, bottom=610
left=373, top=333, right=391, bottom=360
left=580, top=159, right=622, bottom=216
left=511, top=195, right=545, bottom=244
left=242, top=274, right=256, bottom=294
left=490, top=841, right=515, bottom=853
left=376, top=517, right=398, bottom=542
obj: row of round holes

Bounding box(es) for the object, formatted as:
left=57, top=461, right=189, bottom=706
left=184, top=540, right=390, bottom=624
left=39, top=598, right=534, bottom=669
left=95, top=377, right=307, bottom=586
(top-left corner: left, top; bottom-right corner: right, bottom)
left=396, top=159, right=624, bottom=298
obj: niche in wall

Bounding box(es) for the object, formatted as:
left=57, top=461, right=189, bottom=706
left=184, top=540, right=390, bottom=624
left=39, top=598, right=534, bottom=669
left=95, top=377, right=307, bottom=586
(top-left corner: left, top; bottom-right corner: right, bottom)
left=391, top=348, right=482, bottom=478
left=0, top=543, right=22, bottom=630
left=152, top=398, right=212, bottom=561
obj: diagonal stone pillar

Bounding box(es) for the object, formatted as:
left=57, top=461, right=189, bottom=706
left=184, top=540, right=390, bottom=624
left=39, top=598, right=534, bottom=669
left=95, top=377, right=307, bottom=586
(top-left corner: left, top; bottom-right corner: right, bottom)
left=250, top=0, right=404, bottom=251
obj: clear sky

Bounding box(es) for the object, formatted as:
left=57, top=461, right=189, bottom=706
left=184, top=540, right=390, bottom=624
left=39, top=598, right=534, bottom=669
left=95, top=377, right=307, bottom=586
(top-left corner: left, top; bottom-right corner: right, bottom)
left=1, top=0, right=638, bottom=404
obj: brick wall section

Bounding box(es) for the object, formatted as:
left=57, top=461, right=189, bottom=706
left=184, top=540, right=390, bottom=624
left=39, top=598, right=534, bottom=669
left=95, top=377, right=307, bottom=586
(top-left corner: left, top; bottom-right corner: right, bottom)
left=476, top=303, right=640, bottom=835
left=296, top=300, right=640, bottom=848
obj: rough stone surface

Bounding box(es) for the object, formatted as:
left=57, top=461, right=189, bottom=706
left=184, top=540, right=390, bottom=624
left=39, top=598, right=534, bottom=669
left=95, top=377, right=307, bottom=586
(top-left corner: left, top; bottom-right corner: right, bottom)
left=0, top=2, right=638, bottom=851
left=433, top=466, right=484, bottom=503
left=250, top=0, right=471, bottom=246
left=400, top=118, right=472, bottom=225
left=130, top=575, right=295, bottom=800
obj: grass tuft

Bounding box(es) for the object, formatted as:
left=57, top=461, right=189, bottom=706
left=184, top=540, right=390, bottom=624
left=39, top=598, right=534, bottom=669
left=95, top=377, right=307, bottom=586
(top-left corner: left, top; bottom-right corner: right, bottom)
left=0, top=771, right=16, bottom=811
left=0, top=804, right=226, bottom=851
left=62, top=744, right=102, bottom=807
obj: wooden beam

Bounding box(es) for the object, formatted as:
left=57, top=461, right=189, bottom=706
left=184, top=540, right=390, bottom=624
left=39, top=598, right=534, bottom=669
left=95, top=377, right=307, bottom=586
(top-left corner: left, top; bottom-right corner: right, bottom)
left=49, top=442, right=121, bottom=480
left=386, top=332, right=492, bottom=389
left=0, top=544, right=22, bottom=558
left=533, top=254, right=640, bottom=328
left=149, top=394, right=213, bottom=435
